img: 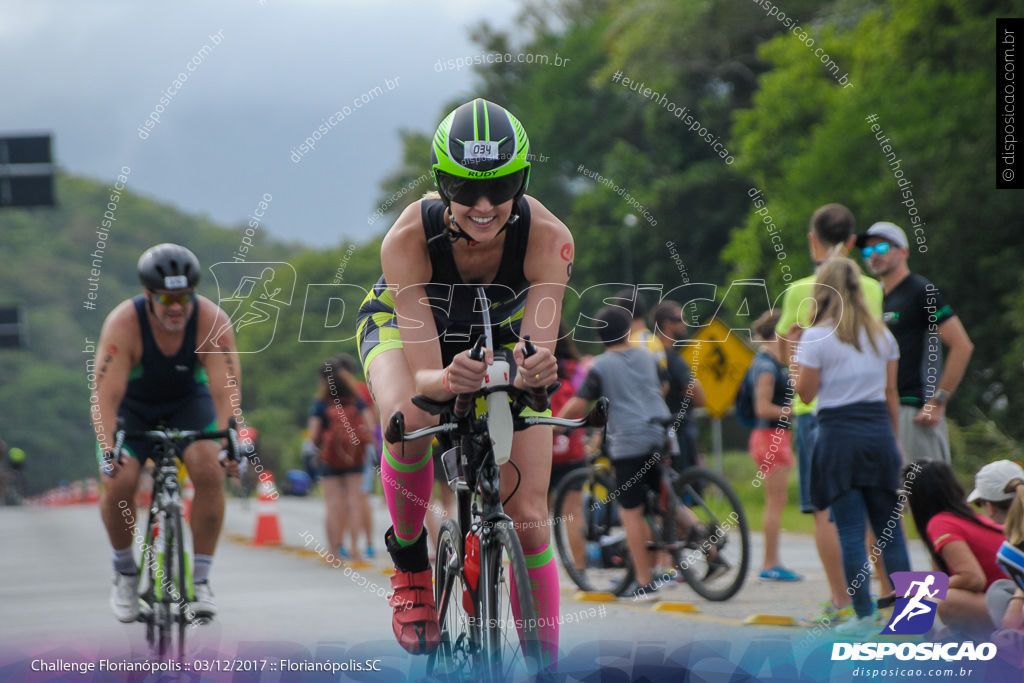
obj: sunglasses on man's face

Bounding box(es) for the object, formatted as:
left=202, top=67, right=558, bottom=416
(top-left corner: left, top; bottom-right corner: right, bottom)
left=437, top=170, right=524, bottom=207
left=150, top=290, right=195, bottom=306
left=861, top=242, right=892, bottom=258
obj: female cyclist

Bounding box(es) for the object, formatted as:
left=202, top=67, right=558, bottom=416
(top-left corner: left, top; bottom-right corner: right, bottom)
left=356, top=99, right=572, bottom=662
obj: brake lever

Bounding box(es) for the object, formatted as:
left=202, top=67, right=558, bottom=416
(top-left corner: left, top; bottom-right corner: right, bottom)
left=454, top=335, right=486, bottom=419
left=521, top=335, right=550, bottom=412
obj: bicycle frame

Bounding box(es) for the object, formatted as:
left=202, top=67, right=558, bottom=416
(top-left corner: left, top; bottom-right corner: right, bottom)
left=109, top=421, right=239, bottom=658
left=386, top=349, right=608, bottom=678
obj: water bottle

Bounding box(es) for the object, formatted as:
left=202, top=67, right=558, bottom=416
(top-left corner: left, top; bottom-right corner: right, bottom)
left=463, top=532, right=480, bottom=615
left=153, top=519, right=165, bottom=601
left=485, top=359, right=513, bottom=465
left=585, top=542, right=602, bottom=569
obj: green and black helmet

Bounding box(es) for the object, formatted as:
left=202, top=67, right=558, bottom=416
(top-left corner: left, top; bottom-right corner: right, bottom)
left=431, top=98, right=531, bottom=210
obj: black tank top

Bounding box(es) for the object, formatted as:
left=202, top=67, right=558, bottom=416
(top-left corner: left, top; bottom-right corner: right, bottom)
left=420, top=198, right=531, bottom=347
left=125, top=295, right=208, bottom=403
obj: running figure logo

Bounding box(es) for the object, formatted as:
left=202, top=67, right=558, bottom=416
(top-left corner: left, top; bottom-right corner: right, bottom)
left=199, top=262, right=296, bottom=353
left=882, top=571, right=949, bottom=635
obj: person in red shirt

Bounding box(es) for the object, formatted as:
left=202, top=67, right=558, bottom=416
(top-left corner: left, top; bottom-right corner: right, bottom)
left=904, top=459, right=1006, bottom=639
left=549, top=325, right=588, bottom=569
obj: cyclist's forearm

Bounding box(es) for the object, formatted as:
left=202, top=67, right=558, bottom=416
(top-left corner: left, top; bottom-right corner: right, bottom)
left=414, top=367, right=451, bottom=401
left=92, top=394, right=123, bottom=455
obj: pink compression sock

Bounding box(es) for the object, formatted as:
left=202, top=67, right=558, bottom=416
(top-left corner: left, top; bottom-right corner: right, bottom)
left=380, top=443, right=433, bottom=546
left=510, top=543, right=560, bottom=668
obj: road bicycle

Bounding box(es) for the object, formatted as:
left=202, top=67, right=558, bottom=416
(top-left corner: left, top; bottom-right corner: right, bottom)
left=551, top=424, right=749, bottom=601
left=385, top=331, right=608, bottom=681
left=108, top=418, right=240, bottom=659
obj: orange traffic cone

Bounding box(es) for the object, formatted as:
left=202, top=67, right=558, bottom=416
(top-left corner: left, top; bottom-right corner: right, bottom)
left=183, top=477, right=195, bottom=522
left=85, top=477, right=100, bottom=504
left=252, top=473, right=282, bottom=546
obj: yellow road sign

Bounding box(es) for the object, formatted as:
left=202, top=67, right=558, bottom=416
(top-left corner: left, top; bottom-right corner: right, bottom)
left=680, top=319, right=755, bottom=419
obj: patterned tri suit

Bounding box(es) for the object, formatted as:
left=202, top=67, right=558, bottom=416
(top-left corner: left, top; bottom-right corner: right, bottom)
left=356, top=197, right=532, bottom=372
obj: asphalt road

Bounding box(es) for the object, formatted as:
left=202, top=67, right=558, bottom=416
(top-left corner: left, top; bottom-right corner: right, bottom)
left=0, top=495, right=952, bottom=682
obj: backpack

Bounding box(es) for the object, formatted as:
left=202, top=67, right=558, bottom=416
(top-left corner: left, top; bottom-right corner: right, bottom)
left=320, top=400, right=371, bottom=470
left=734, top=364, right=758, bottom=428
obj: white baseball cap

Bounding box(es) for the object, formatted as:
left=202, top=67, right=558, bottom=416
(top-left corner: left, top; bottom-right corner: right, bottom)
left=967, top=460, right=1024, bottom=503
left=856, top=221, right=908, bottom=249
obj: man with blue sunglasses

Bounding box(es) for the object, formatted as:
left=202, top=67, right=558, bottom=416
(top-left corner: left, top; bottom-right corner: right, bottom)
left=857, top=222, right=974, bottom=465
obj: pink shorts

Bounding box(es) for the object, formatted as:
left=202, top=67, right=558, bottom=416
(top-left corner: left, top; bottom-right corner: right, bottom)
left=748, top=428, right=794, bottom=475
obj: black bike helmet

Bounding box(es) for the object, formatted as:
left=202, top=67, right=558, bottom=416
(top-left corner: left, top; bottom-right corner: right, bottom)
left=137, top=243, right=201, bottom=291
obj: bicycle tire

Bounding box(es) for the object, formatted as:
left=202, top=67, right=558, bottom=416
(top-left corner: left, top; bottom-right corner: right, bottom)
left=429, top=518, right=476, bottom=680
left=551, top=468, right=634, bottom=596
left=172, top=504, right=189, bottom=659
left=479, top=519, right=542, bottom=681
left=143, top=512, right=158, bottom=650
left=156, top=509, right=173, bottom=658
left=673, top=466, right=749, bottom=601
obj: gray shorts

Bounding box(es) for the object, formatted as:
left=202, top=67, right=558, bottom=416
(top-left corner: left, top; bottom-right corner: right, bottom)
left=897, top=404, right=950, bottom=465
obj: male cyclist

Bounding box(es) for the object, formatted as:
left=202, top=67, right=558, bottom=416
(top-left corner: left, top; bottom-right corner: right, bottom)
left=356, top=99, right=569, bottom=662
left=91, top=243, right=241, bottom=623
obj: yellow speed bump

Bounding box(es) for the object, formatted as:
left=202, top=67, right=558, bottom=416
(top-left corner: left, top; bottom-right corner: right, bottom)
left=743, top=614, right=799, bottom=626
left=571, top=591, right=617, bottom=602
left=654, top=602, right=701, bottom=613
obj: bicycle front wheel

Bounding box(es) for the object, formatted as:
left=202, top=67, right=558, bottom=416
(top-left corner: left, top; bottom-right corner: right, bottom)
left=479, top=519, right=542, bottom=681
left=552, top=467, right=634, bottom=596
left=673, top=466, right=750, bottom=601
left=156, top=509, right=174, bottom=658
left=171, top=505, right=190, bottom=659
left=429, top=518, right=476, bottom=680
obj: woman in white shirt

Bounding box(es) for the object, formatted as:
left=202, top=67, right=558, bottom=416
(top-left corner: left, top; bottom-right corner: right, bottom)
left=794, top=257, right=912, bottom=637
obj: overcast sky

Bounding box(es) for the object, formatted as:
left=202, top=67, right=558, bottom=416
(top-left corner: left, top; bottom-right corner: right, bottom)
left=0, top=0, right=524, bottom=247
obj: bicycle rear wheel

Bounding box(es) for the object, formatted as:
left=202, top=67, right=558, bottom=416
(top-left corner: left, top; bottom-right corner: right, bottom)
left=673, top=466, right=749, bottom=601
left=479, top=519, right=542, bottom=681
left=429, top=518, right=476, bottom=680
left=551, top=468, right=634, bottom=596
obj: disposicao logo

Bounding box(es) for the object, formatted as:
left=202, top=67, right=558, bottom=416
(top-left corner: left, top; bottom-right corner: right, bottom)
left=831, top=571, right=997, bottom=663
left=883, top=571, right=948, bottom=635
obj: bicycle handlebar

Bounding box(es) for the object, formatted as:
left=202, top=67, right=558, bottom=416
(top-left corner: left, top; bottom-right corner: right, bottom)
left=385, top=396, right=609, bottom=444
left=106, top=417, right=242, bottom=469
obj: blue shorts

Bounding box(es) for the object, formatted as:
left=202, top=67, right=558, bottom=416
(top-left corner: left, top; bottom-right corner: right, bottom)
left=107, top=389, right=217, bottom=466
left=795, top=412, right=819, bottom=513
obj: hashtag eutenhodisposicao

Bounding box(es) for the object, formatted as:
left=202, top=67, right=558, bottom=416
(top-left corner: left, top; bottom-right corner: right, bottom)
left=611, top=71, right=733, bottom=164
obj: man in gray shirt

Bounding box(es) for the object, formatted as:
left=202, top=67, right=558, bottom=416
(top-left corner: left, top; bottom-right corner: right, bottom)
left=559, top=306, right=670, bottom=601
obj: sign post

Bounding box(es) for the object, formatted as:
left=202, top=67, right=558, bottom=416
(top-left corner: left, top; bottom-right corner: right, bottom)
left=681, top=319, right=755, bottom=473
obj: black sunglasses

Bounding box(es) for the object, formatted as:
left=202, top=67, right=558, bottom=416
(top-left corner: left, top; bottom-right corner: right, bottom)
left=437, top=170, right=524, bottom=206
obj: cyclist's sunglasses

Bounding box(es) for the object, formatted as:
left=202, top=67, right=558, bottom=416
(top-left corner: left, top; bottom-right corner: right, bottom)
left=437, top=170, right=524, bottom=206
left=861, top=242, right=892, bottom=258
left=149, top=290, right=196, bottom=306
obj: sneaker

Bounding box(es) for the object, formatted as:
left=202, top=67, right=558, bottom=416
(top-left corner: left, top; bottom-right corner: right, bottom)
left=110, top=572, right=141, bottom=623
left=800, top=600, right=854, bottom=627
left=192, top=581, right=217, bottom=618
left=385, top=527, right=439, bottom=654
left=630, top=581, right=660, bottom=603
left=759, top=566, right=804, bottom=582
left=366, top=545, right=376, bottom=559
left=834, top=615, right=879, bottom=639
left=338, top=546, right=350, bottom=559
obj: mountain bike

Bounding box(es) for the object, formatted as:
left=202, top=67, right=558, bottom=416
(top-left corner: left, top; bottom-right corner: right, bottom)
left=551, top=423, right=749, bottom=601
left=108, top=418, right=240, bottom=659
left=385, top=333, right=608, bottom=681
